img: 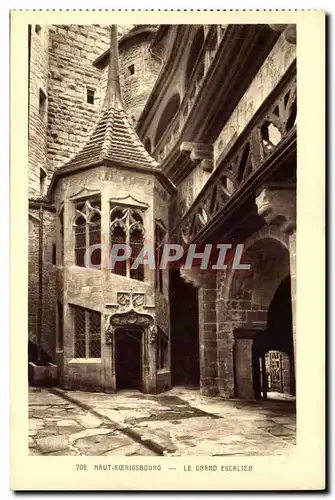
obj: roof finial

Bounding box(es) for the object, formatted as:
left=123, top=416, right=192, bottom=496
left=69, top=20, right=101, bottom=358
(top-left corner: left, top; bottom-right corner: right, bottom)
left=103, top=25, right=123, bottom=109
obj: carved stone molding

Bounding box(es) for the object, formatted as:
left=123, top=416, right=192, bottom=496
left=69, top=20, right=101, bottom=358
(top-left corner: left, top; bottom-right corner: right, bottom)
left=109, top=194, right=149, bottom=209
left=105, top=325, right=114, bottom=345
left=111, top=309, right=154, bottom=327
left=111, top=291, right=151, bottom=313
left=69, top=186, right=100, bottom=200
left=104, top=313, right=114, bottom=345
left=148, top=324, right=158, bottom=344
left=181, top=142, right=214, bottom=173
left=105, top=288, right=156, bottom=345
left=255, top=184, right=296, bottom=234
left=105, top=307, right=155, bottom=344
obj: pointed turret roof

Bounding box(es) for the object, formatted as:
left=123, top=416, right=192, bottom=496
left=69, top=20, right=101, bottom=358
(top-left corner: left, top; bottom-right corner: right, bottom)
left=61, top=25, right=158, bottom=172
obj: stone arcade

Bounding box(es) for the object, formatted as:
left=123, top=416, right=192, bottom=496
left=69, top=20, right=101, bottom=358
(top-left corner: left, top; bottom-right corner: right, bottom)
left=28, top=23, right=297, bottom=399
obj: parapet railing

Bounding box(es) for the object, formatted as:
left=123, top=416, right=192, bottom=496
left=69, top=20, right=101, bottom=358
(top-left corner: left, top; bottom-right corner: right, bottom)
left=170, top=67, right=297, bottom=245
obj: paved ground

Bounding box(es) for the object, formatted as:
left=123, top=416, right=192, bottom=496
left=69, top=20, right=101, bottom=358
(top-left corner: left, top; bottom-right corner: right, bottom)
left=29, top=386, right=296, bottom=456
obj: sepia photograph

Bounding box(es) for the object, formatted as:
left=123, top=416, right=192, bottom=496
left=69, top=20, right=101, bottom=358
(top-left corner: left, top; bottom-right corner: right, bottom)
left=26, top=21, right=299, bottom=458
left=8, top=9, right=325, bottom=490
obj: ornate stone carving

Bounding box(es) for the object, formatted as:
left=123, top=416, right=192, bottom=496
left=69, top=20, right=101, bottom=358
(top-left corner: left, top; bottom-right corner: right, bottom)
left=105, top=324, right=114, bottom=345
left=132, top=293, right=145, bottom=308
left=110, top=309, right=154, bottom=327
left=148, top=324, right=158, bottom=344
left=114, top=291, right=146, bottom=312
left=255, top=184, right=296, bottom=234
left=117, top=293, right=131, bottom=309
left=106, top=290, right=155, bottom=337
left=181, top=142, right=214, bottom=173
left=104, top=313, right=114, bottom=345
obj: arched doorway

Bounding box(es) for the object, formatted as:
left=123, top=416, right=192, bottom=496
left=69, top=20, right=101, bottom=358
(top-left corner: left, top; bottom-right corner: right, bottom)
left=115, top=328, right=142, bottom=391
left=228, top=235, right=295, bottom=400
left=253, top=276, right=295, bottom=399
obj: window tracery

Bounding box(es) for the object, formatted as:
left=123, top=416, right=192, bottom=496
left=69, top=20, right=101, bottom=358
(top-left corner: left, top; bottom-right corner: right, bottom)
left=110, top=206, right=145, bottom=281
left=73, top=198, right=101, bottom=268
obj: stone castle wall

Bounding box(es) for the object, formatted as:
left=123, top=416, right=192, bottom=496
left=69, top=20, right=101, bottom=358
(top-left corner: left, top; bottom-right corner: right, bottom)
left=46, top=25, right=110, bottom=174
left=28, top=25, right=49, bottom=197
left=99, top=32, right=161, bottom=124
left=29, top=24, right=160, bottom=192
left=28, top=207, right=57, bottom=358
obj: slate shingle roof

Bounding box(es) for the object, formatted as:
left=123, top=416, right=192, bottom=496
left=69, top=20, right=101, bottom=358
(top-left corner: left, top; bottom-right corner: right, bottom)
left=63, top=101, right=158, bottom=171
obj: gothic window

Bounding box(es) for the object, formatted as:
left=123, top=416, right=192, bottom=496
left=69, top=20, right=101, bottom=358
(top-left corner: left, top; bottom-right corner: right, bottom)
left=73, top=198, right=101, bottom=268
left=156, top=329, right=168, bottom=370
left=73, top=305, right=101, bottom=359
left=110, top=206, right=145, bottom=281
left=155, top=223, right=166, bottom=292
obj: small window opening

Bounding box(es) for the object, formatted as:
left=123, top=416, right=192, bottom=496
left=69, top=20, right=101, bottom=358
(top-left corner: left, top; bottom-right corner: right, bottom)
left=128, top=64, right=135, bottom=76
left=39, top=88, right=47, bottom=122
left=52, top=243, right=56, bottom=265
left=87, top=88, right=95, bottom=105
left=40, top=167, right=47, bottom=196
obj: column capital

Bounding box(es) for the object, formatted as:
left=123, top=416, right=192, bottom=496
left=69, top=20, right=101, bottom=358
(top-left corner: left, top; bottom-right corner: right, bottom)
left=255, top=183, right=296, bottom=234
left=180, top=142, right=214, bottom=173
left=180, top=267, right=216, bottom=289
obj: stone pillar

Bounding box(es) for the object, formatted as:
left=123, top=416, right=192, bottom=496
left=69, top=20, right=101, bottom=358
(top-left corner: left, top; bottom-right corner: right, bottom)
left=103, top=319, right=115, bottom=392
left=142, top=324, right=157, bottom=394
left=234, top=328, right=261, bottom=400
left=181, top=268, right=218, bottom=396
left=198, top=285, right=218, bottom=396
left=288, top=230, right=297, bottom=387
left=281, top=353, right=291, bottom=394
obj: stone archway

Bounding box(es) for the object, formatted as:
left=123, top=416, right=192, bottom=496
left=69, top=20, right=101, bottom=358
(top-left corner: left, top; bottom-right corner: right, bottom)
left=217, top=234, right=294, bottom=399
left=252, top=276, right=295, bottom=399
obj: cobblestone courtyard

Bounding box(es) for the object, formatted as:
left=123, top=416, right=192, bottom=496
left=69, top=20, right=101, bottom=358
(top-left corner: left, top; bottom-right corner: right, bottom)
left=29, top=387, right=296, bottom=456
